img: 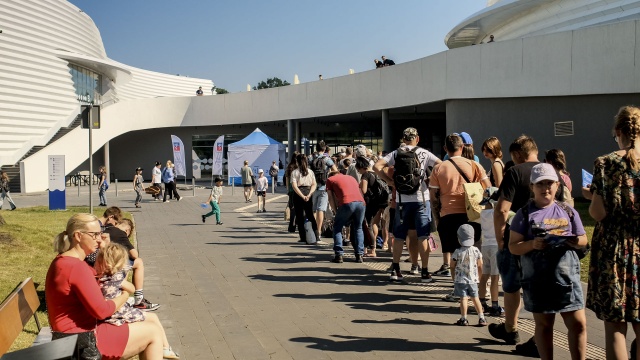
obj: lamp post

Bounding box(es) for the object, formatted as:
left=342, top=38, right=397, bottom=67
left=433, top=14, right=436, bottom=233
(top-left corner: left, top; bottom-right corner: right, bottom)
left=88, top=103, right=94, bottom=214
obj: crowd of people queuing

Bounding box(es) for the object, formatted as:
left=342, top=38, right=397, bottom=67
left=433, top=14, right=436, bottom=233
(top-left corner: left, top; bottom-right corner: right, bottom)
left=282, top=104, right=640, bottom=360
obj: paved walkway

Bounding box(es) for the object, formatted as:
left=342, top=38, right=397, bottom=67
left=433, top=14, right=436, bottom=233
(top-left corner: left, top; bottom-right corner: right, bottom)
left=11, top=185, right=618, bottom=359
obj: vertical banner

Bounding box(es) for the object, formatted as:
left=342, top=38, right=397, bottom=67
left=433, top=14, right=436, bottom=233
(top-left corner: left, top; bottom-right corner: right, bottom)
left=191, top=150, right=201, bottom=179
left=171, top=135, right=186, bottom=177
left=212, top=135, right=225, bottom=175
left=48, top=155, right=66, bottom=210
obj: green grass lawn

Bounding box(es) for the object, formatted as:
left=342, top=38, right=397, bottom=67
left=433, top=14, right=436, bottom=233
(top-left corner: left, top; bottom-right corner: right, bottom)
left=0, top=207, right=133, bottom=353
left=573, top=199, right=595, bottom=282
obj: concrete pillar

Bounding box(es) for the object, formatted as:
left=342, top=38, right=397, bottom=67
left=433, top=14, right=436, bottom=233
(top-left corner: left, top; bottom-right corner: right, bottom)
left=287, top=119, right=295, bottom=163
left=104, top=141, right=110, bottom=183
left=382, top=109, right=392, bottom=151
left=295, top=120, right=301, bottom=153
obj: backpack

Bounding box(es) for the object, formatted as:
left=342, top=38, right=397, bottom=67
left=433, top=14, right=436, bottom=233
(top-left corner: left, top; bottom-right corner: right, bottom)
left=519, top=200, right=590, bottom=259
left=269, top=166, right=278, bottom=177
left=393, top=147, right=423, bottom=195
left=448, top=159, right=484, bottom=221
left=311, top=156, right=328, bottom=186
left=366, top=173, right=390, bottom=206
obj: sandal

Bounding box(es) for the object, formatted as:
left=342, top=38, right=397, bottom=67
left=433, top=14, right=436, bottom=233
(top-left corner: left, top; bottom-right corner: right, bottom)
left=363, top=253, right=377, bottom=258
left=163, top=346, right=180, bottom=359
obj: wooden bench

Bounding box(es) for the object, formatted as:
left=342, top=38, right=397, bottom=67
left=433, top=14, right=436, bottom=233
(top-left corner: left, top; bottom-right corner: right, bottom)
left=0, top=278, right=77, bottom=360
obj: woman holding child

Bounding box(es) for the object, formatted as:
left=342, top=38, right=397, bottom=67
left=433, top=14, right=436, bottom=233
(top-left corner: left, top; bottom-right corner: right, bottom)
left=583, top=105, right=640, bottom=359
left=45, top=213, right=177, bottom=359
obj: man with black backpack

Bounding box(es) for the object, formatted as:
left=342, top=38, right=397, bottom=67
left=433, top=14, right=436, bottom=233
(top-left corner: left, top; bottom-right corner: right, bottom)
left=310, top=141, right=338, bottom=238
left=374, top=127, right=441, bottom=282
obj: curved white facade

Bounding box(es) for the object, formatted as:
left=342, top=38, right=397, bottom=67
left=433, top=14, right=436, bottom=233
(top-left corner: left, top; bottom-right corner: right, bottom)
left=0, top=0, right=212, bottom=167
left=446, top=0, right=640, bottom=48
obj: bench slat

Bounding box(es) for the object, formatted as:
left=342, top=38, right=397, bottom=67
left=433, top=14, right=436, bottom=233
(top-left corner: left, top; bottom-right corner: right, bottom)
left=0, top=278, right=41, bottom=356
left=0, top=334, right=77, bottom=360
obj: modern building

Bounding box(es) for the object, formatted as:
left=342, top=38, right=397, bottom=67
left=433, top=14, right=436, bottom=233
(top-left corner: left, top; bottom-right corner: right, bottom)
left=2, top=0, right=640, bottom=194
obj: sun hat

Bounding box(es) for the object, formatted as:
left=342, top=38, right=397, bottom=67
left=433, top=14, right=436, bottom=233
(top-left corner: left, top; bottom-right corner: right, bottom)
left=258, top=169, right=264, bottom=173
left=530, top=163, right=558, bottom=184
left=457, top=224, right=475, bottom=247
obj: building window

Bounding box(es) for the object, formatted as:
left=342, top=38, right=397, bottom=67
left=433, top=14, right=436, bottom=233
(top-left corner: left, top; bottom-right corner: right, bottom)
left=554, top=121, right=574, bottom=137
left=68, top=64, right=102, bottom=105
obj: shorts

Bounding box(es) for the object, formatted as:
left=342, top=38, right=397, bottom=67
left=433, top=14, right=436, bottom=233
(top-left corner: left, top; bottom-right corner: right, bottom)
left=481, top=245, right=499, bottom=276
left=454, top=283, right=479, bottom=298
left=243, top=184, right=252, bottom=188
left=393, top=201, right=431, bottom=241
left=437, top=213, right=481, bottom=254
left=257, top=191, right=266, bottom=197
left=365, top=205, right=384, bottom=224
left=312, top=190, right=328, bottom=212
left=124, top=258, right=134, bottom=272
left=520, top=251, right=584, bottom=313
left=497, top=244, right=521, bottom=294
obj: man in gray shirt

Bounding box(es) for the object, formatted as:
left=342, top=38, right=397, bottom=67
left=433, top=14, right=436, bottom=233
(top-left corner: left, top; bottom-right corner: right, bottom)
left=241, top=160, right=254, bottom=202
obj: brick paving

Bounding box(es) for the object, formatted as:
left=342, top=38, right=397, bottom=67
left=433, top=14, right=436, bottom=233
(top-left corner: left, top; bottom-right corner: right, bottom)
left=9, top=184, right=620, bottom=359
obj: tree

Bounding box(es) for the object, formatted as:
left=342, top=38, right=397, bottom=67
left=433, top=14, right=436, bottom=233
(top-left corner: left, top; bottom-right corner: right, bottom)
left=253, top=77, right=290, bottom=90
left=215, top=87, right=229, bottom=94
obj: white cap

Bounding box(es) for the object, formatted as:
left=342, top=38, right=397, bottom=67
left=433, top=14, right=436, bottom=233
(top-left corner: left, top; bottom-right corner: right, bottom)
left=258, top=169, right=264, bottom=173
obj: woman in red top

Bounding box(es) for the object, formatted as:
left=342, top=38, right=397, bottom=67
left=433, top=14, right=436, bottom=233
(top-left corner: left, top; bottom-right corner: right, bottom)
left=45, top=213, right=165, bottom=359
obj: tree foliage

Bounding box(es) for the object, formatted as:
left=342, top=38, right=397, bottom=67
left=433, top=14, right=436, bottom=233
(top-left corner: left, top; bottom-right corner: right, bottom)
left=253, top=77, right=290, bottom=90
left=214, top=87, right=229, bottom=94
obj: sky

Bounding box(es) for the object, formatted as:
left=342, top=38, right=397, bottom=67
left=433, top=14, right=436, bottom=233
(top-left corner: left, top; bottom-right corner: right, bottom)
left=68, top=1, right=487, bottom=93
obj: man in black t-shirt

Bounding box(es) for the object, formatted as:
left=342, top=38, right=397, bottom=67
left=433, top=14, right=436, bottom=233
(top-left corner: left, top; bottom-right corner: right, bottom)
left=381, top=56, right=395, bottom=66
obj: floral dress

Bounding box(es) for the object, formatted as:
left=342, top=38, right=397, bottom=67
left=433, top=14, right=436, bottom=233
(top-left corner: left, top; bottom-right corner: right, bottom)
left=586, top=152, right=640, bottom=322
left=98, top=270, right=145, bottom=326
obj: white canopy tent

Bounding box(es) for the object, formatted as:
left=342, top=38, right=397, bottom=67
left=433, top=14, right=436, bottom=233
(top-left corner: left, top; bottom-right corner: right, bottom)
left=227, top=128, right=286, bottom=185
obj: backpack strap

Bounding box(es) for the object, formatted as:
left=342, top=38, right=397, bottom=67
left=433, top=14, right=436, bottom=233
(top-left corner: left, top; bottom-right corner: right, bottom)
left=448, top=159, right=472, bottom=183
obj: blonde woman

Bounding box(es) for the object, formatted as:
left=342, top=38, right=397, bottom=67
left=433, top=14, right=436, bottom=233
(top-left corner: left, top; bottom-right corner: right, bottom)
left=45, top=213, right=167, bottom=359
left=0, top=171, right=17, bottom=210
left=584, top=105, right=640, bottom=359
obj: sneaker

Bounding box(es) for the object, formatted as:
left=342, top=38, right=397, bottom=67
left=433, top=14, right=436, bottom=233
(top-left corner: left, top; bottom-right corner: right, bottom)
left=410, top=264, right=421, bottom=275
left=177, top=197, right=182, bottom=202
left=163, top=346, right=180, bottom=359
left=202, top=215, right=206, bottom=223
left=421, top=270, right=433, bottom=283
left=480, top=301, right=490, bottom=313
left=315, top=240, right=329, bottom=246
left=478, top=318, right=488, bottom=327
left=488, top=322, right=521, bottom=345
left=455, top=318, right=469, bottom=326
left=331, top=255, right=344, bottom=263
left=262, top=209, right=266, bottom=212
left=389, top=271, right=404, bottom=282
left=514, top=337, right=539, bottom=358
left=355, top=254, right=363, bottom=263
left=443, top=291, right=459, bottom=302
left=164, top=200, right=170, bottom=203
left=257, top=210, right=261, bottom=213
left=216, top=222, right=223, bottom=225
left=133, top=298, right=160, bottom=312
left=489, top=305, right=505, bottom=317
left=433, top=264, right=451, bottom=276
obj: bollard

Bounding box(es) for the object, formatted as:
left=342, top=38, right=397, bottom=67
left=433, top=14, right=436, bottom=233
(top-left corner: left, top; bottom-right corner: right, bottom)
left=231, top=177, right=234, bottom=195
left=192, top=178, right=195, bottom=197
left=115, top=179, right=118, bottom=197
left=272, top=177, right=275, bottom=194
left=78, top=180, right=80, bottom=197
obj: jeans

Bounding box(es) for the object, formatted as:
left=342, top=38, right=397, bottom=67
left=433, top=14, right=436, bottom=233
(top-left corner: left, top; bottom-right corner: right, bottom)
left=163, top=181, right=180, bottom=201
left=98, top=185, right=107, bottom=205
left=0, top=189, right=16, bottom=210
left=204, top=200, right=221, bottom=222
left=333, top=201, right=365, bottom=256
left=134, top=189, right=142, bottom=204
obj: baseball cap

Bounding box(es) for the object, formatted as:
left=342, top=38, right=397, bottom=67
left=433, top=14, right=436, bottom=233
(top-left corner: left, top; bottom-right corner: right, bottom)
left=354, top=144, right=367, bottom=157
left=458, top=132, right=473, bottom=145
left=135, top=167, right=143, bottom=171
left=530, top=163, right=558, bottom=184
left=457, top=224, right=475, bottom=247
left=403, top=127, right=418, bottom=140
left=258, top=169, right=264, bottom=173
left=155, top=161, right=161, bottom=166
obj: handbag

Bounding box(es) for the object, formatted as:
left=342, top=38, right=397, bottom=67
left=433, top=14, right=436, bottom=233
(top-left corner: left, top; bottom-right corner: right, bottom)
left=448, top=159, right=484, bottom=221
left=52, top=330, right=101, bottom=360
left=284, top=206, right=290, bottom=221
